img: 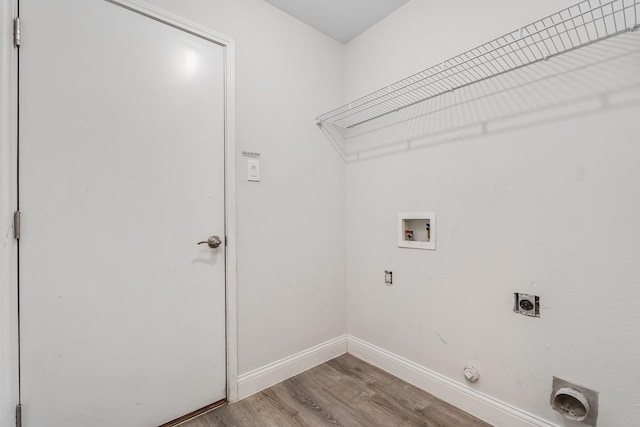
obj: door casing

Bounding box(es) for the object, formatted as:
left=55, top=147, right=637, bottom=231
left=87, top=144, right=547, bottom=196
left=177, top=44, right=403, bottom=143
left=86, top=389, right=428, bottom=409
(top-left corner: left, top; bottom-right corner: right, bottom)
left=0, top=0, right=20, bottom=425
left=0, top=2, right=238, bottom=422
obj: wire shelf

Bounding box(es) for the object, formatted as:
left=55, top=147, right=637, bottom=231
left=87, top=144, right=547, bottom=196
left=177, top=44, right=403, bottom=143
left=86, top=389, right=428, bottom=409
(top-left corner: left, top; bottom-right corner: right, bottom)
left=316, top=0, right=639, bottom=129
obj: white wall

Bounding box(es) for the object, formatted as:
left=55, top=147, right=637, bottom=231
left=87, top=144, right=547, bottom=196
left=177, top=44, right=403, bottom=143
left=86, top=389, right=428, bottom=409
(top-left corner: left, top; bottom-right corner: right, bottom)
left=344, top=0, right=640, bottom=425
left=140, top=0, right=347, bottom=376
left=345, top=0, right=579, bottom=100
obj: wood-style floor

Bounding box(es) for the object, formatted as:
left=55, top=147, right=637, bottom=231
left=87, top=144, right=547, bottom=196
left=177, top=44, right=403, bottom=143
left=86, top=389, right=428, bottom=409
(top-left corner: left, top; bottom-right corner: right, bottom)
left=181, top=353, right=492, bottom=427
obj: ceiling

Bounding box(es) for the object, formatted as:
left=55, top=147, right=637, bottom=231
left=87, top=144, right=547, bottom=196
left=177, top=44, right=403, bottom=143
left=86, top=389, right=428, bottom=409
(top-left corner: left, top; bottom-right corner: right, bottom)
left=264, top=0, right=410, bottom=44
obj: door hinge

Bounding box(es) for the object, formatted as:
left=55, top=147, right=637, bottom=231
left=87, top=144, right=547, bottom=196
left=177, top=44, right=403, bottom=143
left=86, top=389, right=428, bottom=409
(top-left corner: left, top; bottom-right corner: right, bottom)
left=14, top=17, right=21, bottom=47
left=13, top=210, right=21, bottom=240
left=16, top=404, right=22, bottom=427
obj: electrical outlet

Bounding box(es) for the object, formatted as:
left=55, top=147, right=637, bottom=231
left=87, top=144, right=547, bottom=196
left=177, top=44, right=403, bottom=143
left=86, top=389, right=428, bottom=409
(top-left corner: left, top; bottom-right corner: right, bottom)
left=514, top=292, right=540, bottom=317
left=385, top=270, right=393, bottom=286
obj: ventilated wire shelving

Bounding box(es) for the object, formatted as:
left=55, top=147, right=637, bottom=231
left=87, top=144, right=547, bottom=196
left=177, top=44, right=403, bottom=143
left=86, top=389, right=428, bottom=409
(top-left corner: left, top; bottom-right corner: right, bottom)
left=316, top=0, right=639, bottom=130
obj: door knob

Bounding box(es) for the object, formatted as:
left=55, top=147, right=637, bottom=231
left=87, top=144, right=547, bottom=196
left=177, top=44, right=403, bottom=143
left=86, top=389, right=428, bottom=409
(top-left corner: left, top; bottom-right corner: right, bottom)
left=198, top=235, right=222, bottom=249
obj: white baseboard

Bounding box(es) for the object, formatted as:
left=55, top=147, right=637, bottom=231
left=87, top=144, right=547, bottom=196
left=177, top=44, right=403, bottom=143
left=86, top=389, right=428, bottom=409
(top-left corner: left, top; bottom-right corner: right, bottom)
left=235, top=333, right=557, bottom=426
left=236, top=335, right=347, bottom=401
left=347, top=335, right=558, bottom=427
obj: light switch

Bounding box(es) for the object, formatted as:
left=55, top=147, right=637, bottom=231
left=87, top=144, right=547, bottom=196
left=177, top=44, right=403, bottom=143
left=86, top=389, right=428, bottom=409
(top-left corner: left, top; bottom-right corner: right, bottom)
left=248, top=159, right=260, bottom=182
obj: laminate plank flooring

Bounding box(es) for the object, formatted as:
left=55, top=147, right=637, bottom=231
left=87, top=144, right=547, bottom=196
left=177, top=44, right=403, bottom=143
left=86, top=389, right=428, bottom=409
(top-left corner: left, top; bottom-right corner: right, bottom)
left=180, top=354, right=492, bottom=427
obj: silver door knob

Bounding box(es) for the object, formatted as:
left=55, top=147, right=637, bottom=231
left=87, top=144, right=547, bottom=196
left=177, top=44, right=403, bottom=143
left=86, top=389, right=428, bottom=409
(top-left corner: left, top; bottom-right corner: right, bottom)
left=198, top=235, right=222, bottom=249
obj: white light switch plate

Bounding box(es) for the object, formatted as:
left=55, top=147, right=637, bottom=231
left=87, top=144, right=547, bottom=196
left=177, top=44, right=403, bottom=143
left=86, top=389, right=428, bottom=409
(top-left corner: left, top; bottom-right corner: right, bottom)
left=248, top=159, right=260, bottom=182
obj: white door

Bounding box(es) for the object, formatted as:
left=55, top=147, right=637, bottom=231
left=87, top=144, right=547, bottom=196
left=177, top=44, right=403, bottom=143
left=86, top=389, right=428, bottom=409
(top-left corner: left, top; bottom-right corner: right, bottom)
left=19, top=1, right=227, bottom=426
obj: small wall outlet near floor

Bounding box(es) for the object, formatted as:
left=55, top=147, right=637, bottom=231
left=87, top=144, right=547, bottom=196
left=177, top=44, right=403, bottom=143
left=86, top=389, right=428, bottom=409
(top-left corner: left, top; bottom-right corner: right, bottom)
left=384, top=270, right=393, bottom=286
left=513, top=292, right=540, bottom=317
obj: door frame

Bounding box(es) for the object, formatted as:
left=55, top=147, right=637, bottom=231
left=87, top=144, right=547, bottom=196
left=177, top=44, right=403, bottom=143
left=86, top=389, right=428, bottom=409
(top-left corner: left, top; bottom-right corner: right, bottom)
left=0, top=0, right=20, bottom=424
left=0, top=2, right=238, bottom=422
